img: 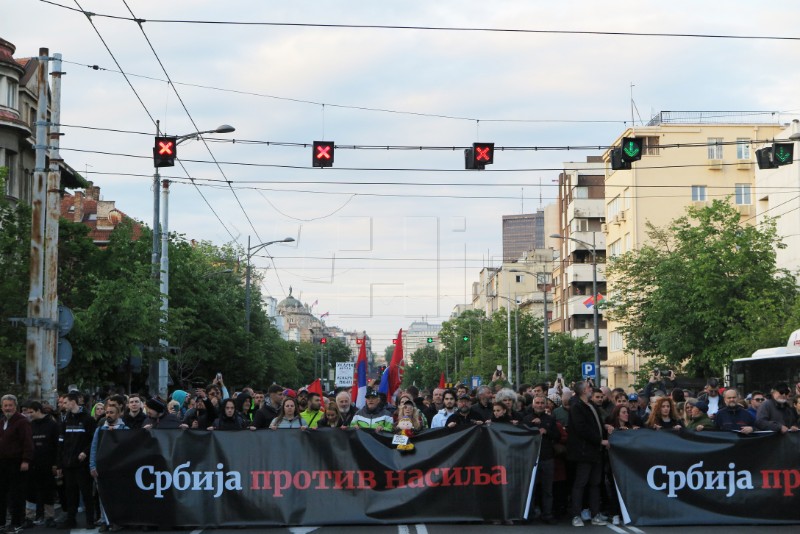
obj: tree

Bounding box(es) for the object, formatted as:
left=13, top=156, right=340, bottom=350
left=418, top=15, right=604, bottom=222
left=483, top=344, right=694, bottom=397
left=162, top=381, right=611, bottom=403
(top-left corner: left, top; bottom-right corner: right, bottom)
left=606, top=200, right=798, bottom=378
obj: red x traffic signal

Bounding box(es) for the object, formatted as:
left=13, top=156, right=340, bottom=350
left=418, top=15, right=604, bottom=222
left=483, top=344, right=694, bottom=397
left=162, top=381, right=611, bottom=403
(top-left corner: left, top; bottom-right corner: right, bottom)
left=465, top=142, right=494, bottom=169
left=312, top=141, right=334, bottom=168
left=153, top=136, right=177, bottom=168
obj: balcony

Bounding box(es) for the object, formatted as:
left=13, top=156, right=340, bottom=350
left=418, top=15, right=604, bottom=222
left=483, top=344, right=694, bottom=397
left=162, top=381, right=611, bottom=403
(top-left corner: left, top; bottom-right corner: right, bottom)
left=564, top=263, right=606, bottom=284
left=567, top=198, right=605, bottom=221
left=566, top=231, right=606, bottom=254
left=566, top=295, right=605, bottom=317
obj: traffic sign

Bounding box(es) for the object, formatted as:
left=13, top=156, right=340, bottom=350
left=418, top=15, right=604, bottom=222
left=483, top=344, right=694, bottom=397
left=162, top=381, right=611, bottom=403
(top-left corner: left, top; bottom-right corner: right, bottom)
left=582, top=361, right=596, bottom=379
left=57, top=338, right=73, bottom=370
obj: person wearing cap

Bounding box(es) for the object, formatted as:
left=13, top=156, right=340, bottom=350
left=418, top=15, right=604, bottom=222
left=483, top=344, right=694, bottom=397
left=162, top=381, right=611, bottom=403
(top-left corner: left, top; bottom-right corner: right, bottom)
left=755, top=383, right=799, bottom=433
left=697, top=378, right=722, bottom=418
left=625, top=393, right=645, bottom=427
left=296, top=389, right=309, bottom=412
left=430, top=389, right=458, bottom=429
left=715, top=389, right=755, bottom=433
left=446, top=394, right=475, bottom=428
left=253, top=385, right=284, bottom=429
left=56, top=391, right=96, bottom=529
left=350, top=388, right=393, bottom=432
left=143, top=397, right=181, bottom=429
left=685, top=400, right=713, bottom=431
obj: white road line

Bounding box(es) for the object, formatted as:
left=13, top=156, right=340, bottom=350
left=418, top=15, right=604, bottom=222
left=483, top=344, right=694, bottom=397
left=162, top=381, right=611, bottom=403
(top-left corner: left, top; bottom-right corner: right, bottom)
left=627, top=527, right=646, bottom=534
left=190, top=530, right=203, bottom=534
left=398, top=525, right=411, bottom=534
left=289, top=528, right=320, bottom=534
left=414, top=524, right=429, bottom=534
left=605, top=525, right=628, bottom=534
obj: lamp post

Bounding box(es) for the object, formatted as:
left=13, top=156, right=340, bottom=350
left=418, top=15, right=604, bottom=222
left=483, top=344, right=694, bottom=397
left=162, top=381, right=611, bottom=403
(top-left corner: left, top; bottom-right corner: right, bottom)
left=154, top=125, right=235, bottom=349
left=496, top=294, right=518, bottom=389
left=245, top=236, right=295, bottom=332
left=509, top=268, right=551, bottom=375
left=551, top=232, right=600, bottom=385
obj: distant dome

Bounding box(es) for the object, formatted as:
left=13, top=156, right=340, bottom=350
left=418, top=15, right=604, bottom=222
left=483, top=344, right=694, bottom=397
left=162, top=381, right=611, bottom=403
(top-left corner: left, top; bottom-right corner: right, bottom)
left=277, top=286, right=304, bottom=311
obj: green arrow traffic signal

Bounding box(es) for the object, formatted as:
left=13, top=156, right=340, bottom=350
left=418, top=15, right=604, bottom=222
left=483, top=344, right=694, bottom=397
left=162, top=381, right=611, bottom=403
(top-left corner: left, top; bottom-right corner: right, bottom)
left=462, top=335, right=469, bottom=342
left=773, top=143, right=794, bottom=166
left=620, top=137, right=643, bottom=163
left=426, top=337, right=434, bottom=343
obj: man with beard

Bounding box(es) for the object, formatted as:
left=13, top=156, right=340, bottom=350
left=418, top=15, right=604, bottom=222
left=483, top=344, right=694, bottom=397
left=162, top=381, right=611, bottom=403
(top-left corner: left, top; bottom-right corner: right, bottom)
left=567, top=384, right=608, bottom=527
left=715, top=390, right=755, bottom=433
left=300, top=392, right=325, bottom=429
left=698, top=377, right=722, bottom=418
left=446, top=394, right=475, bottom=428
left=469, top=385, right=493, bottom=424
left=21, top=401, right=58, bottom=528
left=524, top=395, right=559, bottom=525
left=430, top=390, right=458, bottom=428
left=335, top=391, right=358, bottom=427
left=0, top=395, right=33, bottom=534
left=756, top=383, right=798, bottom=433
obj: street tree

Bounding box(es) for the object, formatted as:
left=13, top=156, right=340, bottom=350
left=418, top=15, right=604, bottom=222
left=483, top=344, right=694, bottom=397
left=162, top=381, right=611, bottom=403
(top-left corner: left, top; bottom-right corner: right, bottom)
left=606, top=200, right=797, bottom=377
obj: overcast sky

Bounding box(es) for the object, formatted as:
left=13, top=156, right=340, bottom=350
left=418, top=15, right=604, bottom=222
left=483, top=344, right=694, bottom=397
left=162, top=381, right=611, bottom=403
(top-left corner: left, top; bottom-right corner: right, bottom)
left=6, top=1, right=800, bottom=350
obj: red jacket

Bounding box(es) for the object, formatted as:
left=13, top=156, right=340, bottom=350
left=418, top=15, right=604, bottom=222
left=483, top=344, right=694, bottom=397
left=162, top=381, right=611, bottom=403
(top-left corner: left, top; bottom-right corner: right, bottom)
left=0, top=412, right=34, bottom=463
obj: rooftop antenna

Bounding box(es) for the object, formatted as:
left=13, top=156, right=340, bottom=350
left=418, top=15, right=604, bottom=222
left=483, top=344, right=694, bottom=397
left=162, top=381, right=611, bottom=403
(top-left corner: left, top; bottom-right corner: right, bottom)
left=521, top=187, right=524, bottom=213
left=630, top=83, right=644, bottom=127
left=539, top=177, right=543, bottom=211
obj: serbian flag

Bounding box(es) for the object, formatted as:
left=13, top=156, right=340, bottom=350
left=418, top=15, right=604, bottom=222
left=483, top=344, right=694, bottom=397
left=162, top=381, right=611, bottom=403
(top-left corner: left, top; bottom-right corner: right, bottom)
left=387, top=328, right=404, bottom=400
left=583, top=293, right=605, bottom=309
left=352, top=337, right=368, bottom=409
left=320, top=311, right=329, bottom=319
left=307, top=378, right=323, bottom=397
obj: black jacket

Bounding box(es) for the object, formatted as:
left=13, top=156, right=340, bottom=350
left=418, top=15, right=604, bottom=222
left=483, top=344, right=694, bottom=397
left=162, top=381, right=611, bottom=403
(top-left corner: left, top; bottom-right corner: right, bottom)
left=566, top=400, right=606, bottom=463
left=253, top=402, right=280, bottom=429
left=59, top=408, right=96, bottom=469
left=470, top=401, right=493, bottom=423
left=30, top=415, right=60, bottom=469
left=756, top=398, right=798, bottom=431
left=212, top=412, right=246, bottom=431
left=122, top=410, right=147, bottom=430
left=523, top=410, right=559, bottom=461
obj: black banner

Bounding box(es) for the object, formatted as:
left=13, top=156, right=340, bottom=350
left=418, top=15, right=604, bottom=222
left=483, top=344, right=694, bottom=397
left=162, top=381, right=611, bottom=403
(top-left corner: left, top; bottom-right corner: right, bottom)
left=609, top=430, right=800, bottom=526
left=96, top=425, right=541, bottom=527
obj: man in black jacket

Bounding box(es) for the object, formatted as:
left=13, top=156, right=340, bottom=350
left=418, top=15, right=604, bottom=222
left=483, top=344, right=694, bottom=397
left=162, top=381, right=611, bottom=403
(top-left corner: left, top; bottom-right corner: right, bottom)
left=523, top=395, right=559, bottom=524
left=22, top=401, right=59, bottom=527
left=566, top=383, right=608, bottom=527
left=756, top=383, right=799, bottom=433
left=253, top=385, right=284, bottom=429
left=57, top=391, right=96, bottom=529
left=122, top=394, right=147, bottom=430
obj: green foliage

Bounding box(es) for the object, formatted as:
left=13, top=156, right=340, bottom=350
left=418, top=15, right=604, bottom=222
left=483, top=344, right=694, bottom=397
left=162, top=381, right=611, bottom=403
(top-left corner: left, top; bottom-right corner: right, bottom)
left=606, top=200, right=798, bottom=378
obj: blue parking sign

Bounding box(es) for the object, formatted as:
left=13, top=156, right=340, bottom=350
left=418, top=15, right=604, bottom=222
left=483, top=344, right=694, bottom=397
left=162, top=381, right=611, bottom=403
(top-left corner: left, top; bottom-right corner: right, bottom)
left=582, top=362, right=596, bottom=379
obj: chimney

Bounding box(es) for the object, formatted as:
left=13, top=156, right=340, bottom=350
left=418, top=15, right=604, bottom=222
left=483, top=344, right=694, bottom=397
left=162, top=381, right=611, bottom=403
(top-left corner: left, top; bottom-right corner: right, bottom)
left=86, top=185, right=101, bottom=201
left=73, top=191, right=84, bottom=222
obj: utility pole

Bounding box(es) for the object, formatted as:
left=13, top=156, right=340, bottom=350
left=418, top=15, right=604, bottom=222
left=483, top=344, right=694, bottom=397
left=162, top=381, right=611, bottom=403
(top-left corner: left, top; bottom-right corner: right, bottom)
left=152, top=121, right=161, bottom=279
left=159, top=180, right=170, bottom=348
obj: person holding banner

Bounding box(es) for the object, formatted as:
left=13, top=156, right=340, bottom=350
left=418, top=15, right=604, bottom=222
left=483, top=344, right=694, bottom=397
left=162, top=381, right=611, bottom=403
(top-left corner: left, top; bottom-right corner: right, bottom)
left=714, top=390, right=755, bottom=433
left=350, top=388, right=393, bottom=432
left=334, top=391, right=357, bottom=427
left=755, top=382, right=798, bottom=433
left=645, top=397, right=682, bottom=431
left=317, top=402, right=344, bottom=428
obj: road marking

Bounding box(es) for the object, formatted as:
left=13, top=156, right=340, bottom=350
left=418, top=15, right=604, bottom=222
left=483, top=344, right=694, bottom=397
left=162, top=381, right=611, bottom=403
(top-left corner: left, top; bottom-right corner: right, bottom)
left=605, top=525, right=627, bottom=533
left=415, top=524, right=429, bottom=534
left=398, top=525, right=410, bottom=534
left=289, top=529, right=320, bottom=534
left=190, top=530, right=204, bottom=534
left=627, top=528, right=645, bottom=534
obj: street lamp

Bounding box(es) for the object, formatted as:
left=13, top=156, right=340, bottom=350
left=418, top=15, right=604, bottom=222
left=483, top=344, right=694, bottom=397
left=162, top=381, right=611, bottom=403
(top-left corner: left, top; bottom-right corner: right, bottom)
left=496, top=294, right=518, bottom=389
left=551, top=232, right=601, bottom=385
left=509, top=268, right=550, bottom=376
left=245, top=236, right=295, bottom=332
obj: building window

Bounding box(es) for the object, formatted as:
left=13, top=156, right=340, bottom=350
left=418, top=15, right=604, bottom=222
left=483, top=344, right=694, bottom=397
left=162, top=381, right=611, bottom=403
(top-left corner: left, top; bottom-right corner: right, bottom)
left=610, top=331, right=624, bottom=351
left=707, top=138, right=723, bottom=160
left=608, top=239, right=622, bottom=258
left=692, top=185, right=707, bottom=201
left=642, top=136, right=660, bottom=156
left=3, top=78, right=18, bottom=109
left=735, top=183, right=751, bottom=205
left=608, top=196, right=620, bottom=219
left=625, top=233, right=631, bottom=252
left=515, top=275, right=524, bottom=283
left=574, top=186, right=588, bottom=199
left=736, top=138, right=751, bottom=160
left=571, top=218, right=589, bottom=232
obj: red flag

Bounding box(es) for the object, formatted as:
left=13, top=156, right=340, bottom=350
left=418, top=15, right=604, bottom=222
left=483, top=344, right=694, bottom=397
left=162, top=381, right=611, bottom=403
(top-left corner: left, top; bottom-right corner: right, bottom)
left=307, top=378, right=323, bottom=397
left=438, top=372, right=446, bottom=389
left=387, top=328, right=404, bottom=399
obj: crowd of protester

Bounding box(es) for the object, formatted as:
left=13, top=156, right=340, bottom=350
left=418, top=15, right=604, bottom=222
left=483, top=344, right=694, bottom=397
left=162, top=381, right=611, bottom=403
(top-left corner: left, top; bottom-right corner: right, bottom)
left=0, top=369, right=798, bottom=531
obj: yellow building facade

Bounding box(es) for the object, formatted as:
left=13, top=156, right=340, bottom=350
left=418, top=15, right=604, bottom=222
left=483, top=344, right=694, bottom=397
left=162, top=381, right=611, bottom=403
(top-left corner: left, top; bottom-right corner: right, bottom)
left=602, top=112, right=785, bottom=389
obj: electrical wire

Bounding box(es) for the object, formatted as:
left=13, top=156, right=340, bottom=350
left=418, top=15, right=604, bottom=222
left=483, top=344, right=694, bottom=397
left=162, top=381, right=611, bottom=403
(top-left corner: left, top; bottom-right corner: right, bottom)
left=36, top=1, right=800, bottom=42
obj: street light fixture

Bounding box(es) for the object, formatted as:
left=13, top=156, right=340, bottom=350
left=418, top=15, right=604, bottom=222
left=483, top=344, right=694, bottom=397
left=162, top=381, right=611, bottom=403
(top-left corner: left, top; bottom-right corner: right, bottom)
left=495, top=294, right=518, bottom=389
left=245, top=236, right=295, bottom=332
left=509, top=268, right=550, bottom=376
left=551, top=232, right=601, bottom=385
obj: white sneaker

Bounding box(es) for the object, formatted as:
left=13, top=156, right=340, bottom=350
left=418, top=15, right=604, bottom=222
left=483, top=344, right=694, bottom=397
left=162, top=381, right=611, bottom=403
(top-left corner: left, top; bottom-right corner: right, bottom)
left=612, top=515, right=621, bottom=525
left=591, top=514, right=608, bottom=526
left=572, top=515, right=584, bottom=527
left=581, top=509, right=591, bottom=521
left=595, top=513, right=609, bottom=521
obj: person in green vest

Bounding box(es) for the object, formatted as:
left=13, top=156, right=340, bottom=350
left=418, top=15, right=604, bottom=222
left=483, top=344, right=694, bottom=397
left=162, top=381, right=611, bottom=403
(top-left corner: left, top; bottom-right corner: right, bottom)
left=300, top=392, right=325, bottom=428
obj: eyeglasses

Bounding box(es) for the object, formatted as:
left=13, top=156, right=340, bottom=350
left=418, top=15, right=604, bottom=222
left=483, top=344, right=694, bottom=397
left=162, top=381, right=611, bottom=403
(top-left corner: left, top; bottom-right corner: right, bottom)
left=752, top=398, right=765, bottom=402
left=777, top=390, right=790, bottom=396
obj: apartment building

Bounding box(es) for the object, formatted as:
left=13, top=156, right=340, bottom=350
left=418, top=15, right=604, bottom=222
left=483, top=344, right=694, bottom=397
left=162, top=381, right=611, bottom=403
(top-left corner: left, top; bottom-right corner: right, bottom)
left=602, top=111, right=785, bottom=388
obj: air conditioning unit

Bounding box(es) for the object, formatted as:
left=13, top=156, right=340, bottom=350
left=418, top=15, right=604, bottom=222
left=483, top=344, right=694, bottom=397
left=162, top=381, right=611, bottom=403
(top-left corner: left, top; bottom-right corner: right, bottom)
left=737, top=160, right=753, bottom=171
left=601, top=223, right=608, bottom=233
left=618, top=211, right=626, bottom=221
left=737, top=204, right=753, bottom=216
left=612, top=215, right=621, bottom=225
left=708, top=159, right=723, bottom=170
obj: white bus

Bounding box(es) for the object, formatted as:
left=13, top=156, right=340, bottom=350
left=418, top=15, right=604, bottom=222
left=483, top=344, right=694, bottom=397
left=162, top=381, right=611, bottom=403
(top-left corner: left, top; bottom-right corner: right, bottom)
left=728, top=329, right=800, bottom=395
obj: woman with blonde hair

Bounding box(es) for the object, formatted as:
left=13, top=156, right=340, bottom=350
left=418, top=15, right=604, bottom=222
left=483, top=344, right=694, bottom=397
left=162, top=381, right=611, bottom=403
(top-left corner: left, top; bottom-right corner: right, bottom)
left=646, top=396, right=682, bottom=431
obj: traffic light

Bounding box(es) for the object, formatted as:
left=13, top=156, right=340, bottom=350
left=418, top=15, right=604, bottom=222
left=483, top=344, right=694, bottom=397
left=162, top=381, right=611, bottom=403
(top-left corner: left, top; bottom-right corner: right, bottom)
left=773, top=143, right=794, bottom=166
left=153, top=136, right=177, bottom=168
left=426, top=337, right=434, bottom=343
left=312, top=141, right=334, bottom=167
left=756, top=147, right=778, bottom=169
left=610, top=137, right=643, bottom=171
left=462, top=335, right=469, bottom=342
left=320, top=337, right=327, bottom=344
left=465, top=142, right=494, bottom=169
